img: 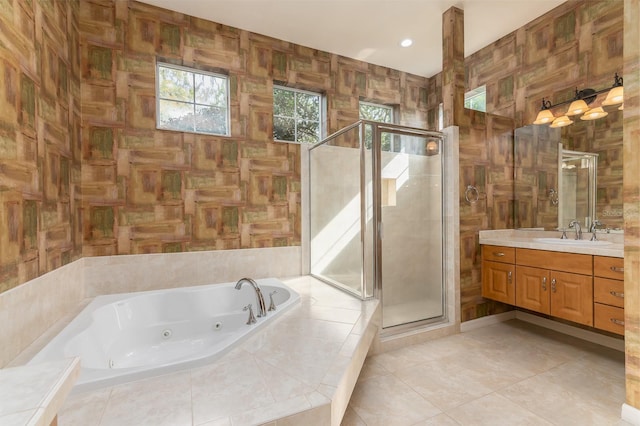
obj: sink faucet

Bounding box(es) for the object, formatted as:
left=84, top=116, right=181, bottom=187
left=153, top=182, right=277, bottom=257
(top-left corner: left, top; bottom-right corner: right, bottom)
left=590, top=219, right=604, bottom=241
left=235, top=278, right=267, bottom=318
left=568, top=220, right=582, bottom=240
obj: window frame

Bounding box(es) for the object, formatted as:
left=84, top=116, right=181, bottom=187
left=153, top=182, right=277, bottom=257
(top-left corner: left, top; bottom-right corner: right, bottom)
left=156, top=61, right=231, bottom=137
left=273, top=85, right=324, bottom=144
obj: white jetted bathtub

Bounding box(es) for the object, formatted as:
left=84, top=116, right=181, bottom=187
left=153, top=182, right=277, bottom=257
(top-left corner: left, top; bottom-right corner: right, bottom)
left=29, top=278, right=300, bottom=392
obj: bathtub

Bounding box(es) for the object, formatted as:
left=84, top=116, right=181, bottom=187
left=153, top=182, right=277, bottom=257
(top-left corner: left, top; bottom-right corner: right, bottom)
left=29, top=278, right=300, bottom=392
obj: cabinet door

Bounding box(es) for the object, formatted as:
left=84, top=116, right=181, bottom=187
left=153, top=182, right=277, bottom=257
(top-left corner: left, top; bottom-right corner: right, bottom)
left=516, top=266, right=550, bottom=314
left=482, top=260, right=515, bottom=305
left=550, top=271, right=593, bottom=326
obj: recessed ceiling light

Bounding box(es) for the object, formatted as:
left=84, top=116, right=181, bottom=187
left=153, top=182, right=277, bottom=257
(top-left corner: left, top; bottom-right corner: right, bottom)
left=400, top=39, right=413, bottom=48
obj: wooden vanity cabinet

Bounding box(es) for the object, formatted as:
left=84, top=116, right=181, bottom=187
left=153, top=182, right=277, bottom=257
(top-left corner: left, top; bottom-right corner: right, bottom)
left=516, top=266, right=550, bottom=314
left=549, top=270, right=593, bottom=326
left=483, top=246, right=595, bottom=327
left=481, top=245, right=515, bottom=305
left=594, top=256, right=624, bottom=335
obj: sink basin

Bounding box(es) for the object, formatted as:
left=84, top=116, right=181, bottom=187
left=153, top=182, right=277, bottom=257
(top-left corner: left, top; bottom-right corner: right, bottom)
left=533, top=237, right=613, bottom=246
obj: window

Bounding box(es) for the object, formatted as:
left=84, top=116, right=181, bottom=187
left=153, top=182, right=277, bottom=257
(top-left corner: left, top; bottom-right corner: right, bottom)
left=359, top=101, right=394, bottom=151
left=464, top=85, right=487, bottom=112
left=273, top=86, right=322, bottom=143
left=359, top=101, right=393, bottom=124
left=156, top=62, right=229, bottom=136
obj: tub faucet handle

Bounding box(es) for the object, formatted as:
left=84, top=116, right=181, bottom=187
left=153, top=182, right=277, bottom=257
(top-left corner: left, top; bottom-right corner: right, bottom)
left=268, top=291, right=277, bottom=311
left=243, top=304, right=257, bottom=325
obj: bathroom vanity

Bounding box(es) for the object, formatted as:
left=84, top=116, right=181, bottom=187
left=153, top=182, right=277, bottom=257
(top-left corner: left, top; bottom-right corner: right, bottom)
left=480, top=230, right=624, bottom=336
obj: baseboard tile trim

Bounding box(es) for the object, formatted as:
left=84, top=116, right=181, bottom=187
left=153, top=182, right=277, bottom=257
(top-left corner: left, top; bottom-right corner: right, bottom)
left=515, top=311, right=624, bottom=352
left=622, top=403, right=640, bottom=425
left=460, top=311, right=516, bottom=333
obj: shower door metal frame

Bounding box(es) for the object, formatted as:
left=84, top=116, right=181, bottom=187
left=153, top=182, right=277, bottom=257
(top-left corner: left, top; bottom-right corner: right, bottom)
left=308, top=121, right=370, bottom=299
left=371, top=123, right=448, bottom=334
left=309, top=121, right=447, bottom=331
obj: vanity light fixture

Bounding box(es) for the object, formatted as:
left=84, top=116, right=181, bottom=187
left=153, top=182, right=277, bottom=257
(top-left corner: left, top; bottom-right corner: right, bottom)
left=532, top=72, right=623, bottom=127
left=580, top=106, right=608, bottom=121
left=549, top=115, right=573, bottom=128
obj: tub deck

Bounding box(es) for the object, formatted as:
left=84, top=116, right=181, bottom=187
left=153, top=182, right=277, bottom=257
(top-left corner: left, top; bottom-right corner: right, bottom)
left=57, top=276, right=380, bottom=425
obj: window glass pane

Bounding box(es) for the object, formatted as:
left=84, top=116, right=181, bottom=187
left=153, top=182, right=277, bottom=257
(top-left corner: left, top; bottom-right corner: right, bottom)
left=158, top=99, right=194, bottom=132
left=274, top=116, right=296, bottom=141
left=159, top=67, right=193, bottom=102
left=296, top=92, right=319, bottom=121
left=195, top=74, right=227, bottom=106
left=273, top=88, right=295, bottom=117
left=195, top=105, right=227, bottom=134
left=157, top=63, right=229, bottom=136
left=464, top=86, right=486, bottom=112
left=297, top=120, right=320, bottom=143
left=273, top=86, right=322, bottom=143
left=359, top=103, right=392, bottom=123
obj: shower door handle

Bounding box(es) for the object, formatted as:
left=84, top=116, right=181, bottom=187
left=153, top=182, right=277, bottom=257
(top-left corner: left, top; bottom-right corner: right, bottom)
left=378, top=222, right=384, bottom=239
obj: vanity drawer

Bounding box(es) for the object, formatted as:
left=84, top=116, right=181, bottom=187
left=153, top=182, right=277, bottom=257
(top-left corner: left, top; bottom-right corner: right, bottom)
left=594, top=256, right=624, bottom=280
left=516, top=248, right=592, bottom=276
left=482, top=245, right=515, bottom=263
left=594, top=303, right=625, bottom=335
left=594, top=278, right=624, bottom=308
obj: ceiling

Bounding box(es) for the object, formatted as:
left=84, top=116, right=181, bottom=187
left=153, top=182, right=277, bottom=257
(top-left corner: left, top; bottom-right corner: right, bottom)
left=139, top=0, right=566, bottom=77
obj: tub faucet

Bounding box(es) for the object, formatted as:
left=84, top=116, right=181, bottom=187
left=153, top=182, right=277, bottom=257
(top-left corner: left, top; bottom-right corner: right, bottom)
left=235, top=278, right=267, bottom=318
left=569, top=220, right=582, bottom=240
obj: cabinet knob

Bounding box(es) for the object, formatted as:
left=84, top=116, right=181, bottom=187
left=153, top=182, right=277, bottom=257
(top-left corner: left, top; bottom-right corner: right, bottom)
left=610, top=266, right=624, bottom=273
left=551, top=278, right=557, bottom=293
left=542, top=276, right=547, bottom=291
left=610, top=318, right=625, bottom=326
left=493, top=252, right=505, bottom=257
left=609, top=290, right=624, bottom=299
left=508, top=271, right=512, bottom=284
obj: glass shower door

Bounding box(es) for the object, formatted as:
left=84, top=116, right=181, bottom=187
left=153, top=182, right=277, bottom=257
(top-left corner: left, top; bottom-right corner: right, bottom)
left=377, top=131, right=444, bottom=328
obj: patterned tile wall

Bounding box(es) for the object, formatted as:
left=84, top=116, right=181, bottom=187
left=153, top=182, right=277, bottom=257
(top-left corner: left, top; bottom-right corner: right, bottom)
left=77, top=0, right=432, bottom=258
left=450, top=1, right=624, bottom=322
left=458, top=111, right=516, bottom=321
left=0, top=0, right=82, bottom=293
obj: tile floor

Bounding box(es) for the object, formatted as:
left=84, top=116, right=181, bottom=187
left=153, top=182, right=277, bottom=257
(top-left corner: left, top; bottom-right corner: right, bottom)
left=342, top=320, right=629, bottom=426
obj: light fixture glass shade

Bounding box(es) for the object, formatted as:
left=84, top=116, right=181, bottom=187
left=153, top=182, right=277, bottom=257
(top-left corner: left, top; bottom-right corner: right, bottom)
left=565, top=99, right=589, bottom=116
left=550, top=115, right=573, bottom=128
left=619, top=103, right=624, bottom=111
left=580, top=107, right=608, bottom=121
left=533, top=109, right=555, bottom=125
left=602, top=86, right=624, bottom=106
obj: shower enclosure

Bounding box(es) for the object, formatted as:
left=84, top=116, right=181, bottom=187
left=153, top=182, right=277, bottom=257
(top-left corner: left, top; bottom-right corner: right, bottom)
left=309, top=121, right=446, bottom=330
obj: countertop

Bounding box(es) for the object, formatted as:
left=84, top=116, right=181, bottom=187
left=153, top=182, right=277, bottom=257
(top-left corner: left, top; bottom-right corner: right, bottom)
left=479, top=229, right=624, bottom=258
left=0, top=357, right=80, bottom=426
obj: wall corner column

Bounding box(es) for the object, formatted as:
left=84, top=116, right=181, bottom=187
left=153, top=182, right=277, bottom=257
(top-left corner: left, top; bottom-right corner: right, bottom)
left=623, top=0, right=640, bottom=420
left=442, top=6, right=466, bottom=128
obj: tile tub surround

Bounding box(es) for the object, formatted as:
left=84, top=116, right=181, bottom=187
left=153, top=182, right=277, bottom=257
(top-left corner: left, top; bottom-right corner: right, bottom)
left=0, top=260, right=85, bottom=369
left=479, top=229, right=624, bottom=257
left=1, top=246, right=302, bottom=369
left=0, top=358, right=80, bottom=426
left=56, top=276, right=380, bottom=426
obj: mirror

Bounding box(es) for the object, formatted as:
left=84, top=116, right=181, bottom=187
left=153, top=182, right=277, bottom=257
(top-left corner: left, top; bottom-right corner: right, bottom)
left=514, top=106, right=623, bottom=231
left=558, top=146, right=598, bottom=231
